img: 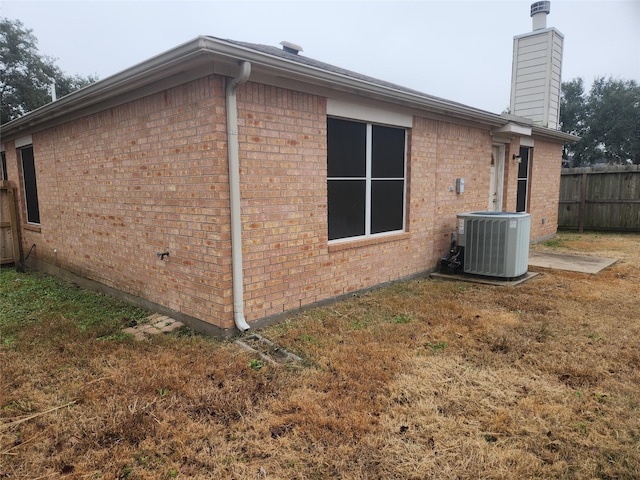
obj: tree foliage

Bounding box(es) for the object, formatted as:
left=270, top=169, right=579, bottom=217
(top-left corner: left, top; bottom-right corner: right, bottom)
left=1, top=17, right=98, bottom=124
left=561, top=77, right=640, bottom=166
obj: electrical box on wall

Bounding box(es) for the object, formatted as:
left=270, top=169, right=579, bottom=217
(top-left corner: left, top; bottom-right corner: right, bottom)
left=456, top=178, right=465, bottom=194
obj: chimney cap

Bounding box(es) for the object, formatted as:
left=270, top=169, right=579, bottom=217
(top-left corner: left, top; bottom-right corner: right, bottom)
left=531, top=1, right=551, bottom=17
left=280, top=41, right=303, bottom=55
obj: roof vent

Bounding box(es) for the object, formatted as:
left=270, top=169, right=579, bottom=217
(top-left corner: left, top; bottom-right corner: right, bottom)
left=280, top=41, right=303, bottom=55
left=530, top=1, right=551, bottom=30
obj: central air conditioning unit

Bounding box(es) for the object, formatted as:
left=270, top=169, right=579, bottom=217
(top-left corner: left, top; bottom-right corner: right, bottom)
left=456, top=211, right=531, bottom=279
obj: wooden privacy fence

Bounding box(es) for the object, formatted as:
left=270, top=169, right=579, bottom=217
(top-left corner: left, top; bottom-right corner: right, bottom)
left=558, top=165, right=640, bottom=232
left=1, top=180, right=22, bottom=265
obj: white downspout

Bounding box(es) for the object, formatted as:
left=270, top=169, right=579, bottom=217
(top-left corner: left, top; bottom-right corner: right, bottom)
left=226, top=61, right=251, bottom=331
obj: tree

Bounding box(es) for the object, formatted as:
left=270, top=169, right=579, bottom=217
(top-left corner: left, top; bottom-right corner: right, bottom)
left=0, top=17, right=97, bottom=124
left=585, top=78, right=640, bottom=165
left=559, top=78, right=586, bottom=162
left=561, top=77, right=640, bottom=166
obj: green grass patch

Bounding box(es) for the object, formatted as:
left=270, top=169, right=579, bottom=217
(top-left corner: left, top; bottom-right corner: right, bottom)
left=392, top=314, right=413, bottom=324
left=424, top=341, right=447, bottom=350
left=0, top=267, right=148, bottom=349
left=542, top=238, right=565, bottom=248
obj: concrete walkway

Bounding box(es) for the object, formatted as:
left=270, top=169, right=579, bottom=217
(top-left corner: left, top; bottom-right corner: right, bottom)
left=528, top=250, right=617, bottom=274
left=432, top=250, right=617, bottom=285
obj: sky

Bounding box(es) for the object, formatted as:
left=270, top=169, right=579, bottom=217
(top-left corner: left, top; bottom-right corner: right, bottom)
left=3, top=0, right=639, bottom=114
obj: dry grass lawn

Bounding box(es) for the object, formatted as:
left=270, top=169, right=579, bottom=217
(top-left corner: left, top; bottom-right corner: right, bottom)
left=1, top=231, right=639, bottom=479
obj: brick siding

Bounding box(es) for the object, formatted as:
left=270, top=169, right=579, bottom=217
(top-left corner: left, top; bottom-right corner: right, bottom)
left=3, top=74, right=564, bottom=331
left=528, top=141, right=562, bottom=240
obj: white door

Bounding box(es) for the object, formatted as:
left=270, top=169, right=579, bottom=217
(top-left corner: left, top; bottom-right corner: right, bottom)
left=489, top=145, right=505, bottom=211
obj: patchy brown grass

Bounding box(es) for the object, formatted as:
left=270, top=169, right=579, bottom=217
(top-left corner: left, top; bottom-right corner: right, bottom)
left=1, top=231, right=639, bottom=479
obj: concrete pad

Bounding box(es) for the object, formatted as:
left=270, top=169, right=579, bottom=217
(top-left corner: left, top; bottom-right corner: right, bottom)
left=528, top=251, right=617, bottom=274
left=150, top=315, right=173, bottom=328
left=430, top=271, right=539, bottom=286
left=145, top=313, right=163, bottom=322
left=122, top=314, right=185, bottom=340
left=159, top=321, right=185, bottom=333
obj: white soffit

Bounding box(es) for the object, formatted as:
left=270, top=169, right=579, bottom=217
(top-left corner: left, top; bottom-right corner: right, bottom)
left=492, top=123, right=532, bottom=137
left=327, top=98, right=413, bottom=128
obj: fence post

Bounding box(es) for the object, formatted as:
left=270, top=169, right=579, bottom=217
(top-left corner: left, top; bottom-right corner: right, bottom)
left=578, top=172, right=587, bottom=233
left=0, top=181, right=22, bottom=266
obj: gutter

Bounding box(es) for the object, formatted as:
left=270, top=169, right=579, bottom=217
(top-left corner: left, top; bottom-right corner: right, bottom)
left=226, top=61, right=252, bottom=332
left=531, top=126, right=580, bottom=143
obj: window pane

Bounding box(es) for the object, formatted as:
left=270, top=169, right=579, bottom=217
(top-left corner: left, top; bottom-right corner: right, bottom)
left=516, top=180, right=527, bottom=212
left=372, top=125, right=405, bottom=178
left=327, top=118, right=366, bottom=178
left=371, top=180, right=404, bottom=234
left=328, top=180, right=366, bottom=240
left=517, top=147, right=529, bottom=179
left=21, top=146, right=40, bottom=224
left=1, top=151, right=7, bottom=181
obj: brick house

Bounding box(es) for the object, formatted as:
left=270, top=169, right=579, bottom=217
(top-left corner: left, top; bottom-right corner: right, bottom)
left=1, top=36, right=576, bottom=336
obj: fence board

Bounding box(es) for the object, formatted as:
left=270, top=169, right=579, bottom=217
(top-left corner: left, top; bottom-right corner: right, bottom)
left=559, top=166, right=640, bottom=232
left=1, top=180, right=22, bottom=265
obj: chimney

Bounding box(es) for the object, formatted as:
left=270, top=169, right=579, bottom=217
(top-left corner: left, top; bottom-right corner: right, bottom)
left=509, top=1, right=564, bottom=129
left=280, top=41, right=303, bottom=55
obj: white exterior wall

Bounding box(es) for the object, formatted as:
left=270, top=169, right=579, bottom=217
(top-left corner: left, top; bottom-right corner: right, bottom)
left=510, top=28, right=564, bottom=130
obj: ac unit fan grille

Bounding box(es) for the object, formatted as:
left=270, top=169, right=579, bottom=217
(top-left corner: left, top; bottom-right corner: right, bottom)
left=465, top=218, right=509, bottom=276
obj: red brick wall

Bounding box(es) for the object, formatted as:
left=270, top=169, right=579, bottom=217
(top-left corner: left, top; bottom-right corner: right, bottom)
left=234, top=99, right=498, bottom=322
left=431, top=121, right=494, bottom=259
left=236, top=83, right=328, bottom=319
left=4, top=74, right=565, bottom=331
left=502, top=137, right=562, bottom=241
left=528, top=140, right=562, bottom=241
left=7, top=76, right=237, bottom=328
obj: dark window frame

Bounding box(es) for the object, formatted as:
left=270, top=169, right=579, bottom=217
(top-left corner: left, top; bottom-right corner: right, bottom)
left=516, top=146, right=531, bottom=213
left=19, top=145, right=41, bottom=224
left=327, top=117, right=407, bottom=242
left=0, top=151, right=7, bottom=181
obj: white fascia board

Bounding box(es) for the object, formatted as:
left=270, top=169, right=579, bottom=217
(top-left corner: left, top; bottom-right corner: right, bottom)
left=531, top=126, right=579, bottom=143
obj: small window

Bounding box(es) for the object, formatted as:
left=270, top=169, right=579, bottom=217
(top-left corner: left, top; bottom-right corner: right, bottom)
left=327, top=118, right=406, bottom=241
left=0, top=151, right=7, bottom=181
left=20, top=146, right=41, bottom=224
left=516, top=146, right=531, bottom=212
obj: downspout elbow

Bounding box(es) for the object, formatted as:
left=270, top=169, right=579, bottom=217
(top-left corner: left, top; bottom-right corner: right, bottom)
left=226, top=61, right=252, bottom=332
left=226, top=61, right=251, bottom=95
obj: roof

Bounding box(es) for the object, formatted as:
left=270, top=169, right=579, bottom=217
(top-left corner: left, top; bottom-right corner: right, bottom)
left=0, top=36, right=578, bottom=143
left=222, top=38, right=451, bottom=101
